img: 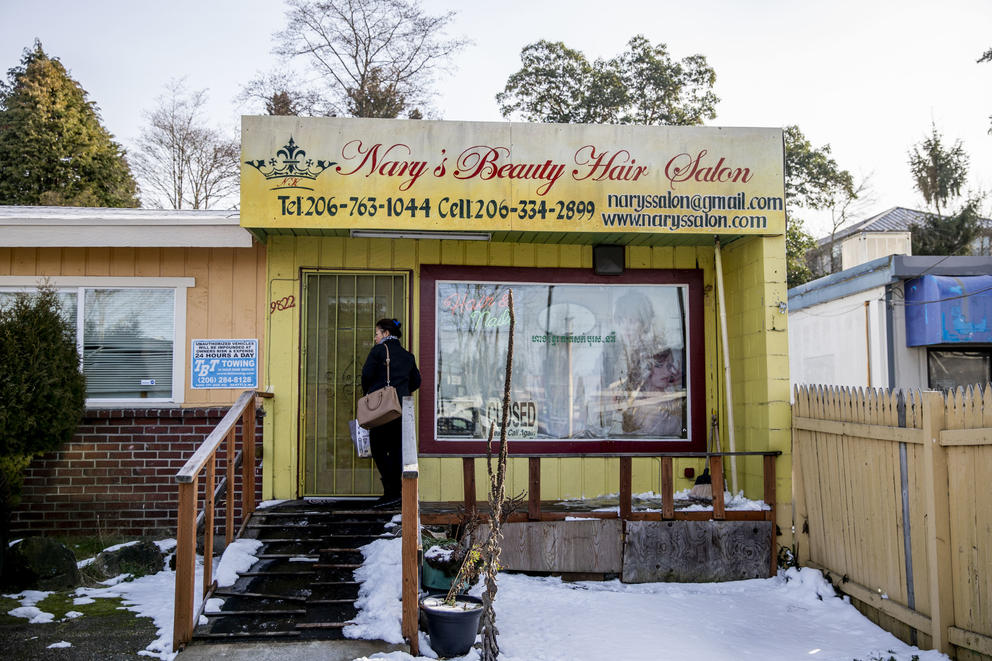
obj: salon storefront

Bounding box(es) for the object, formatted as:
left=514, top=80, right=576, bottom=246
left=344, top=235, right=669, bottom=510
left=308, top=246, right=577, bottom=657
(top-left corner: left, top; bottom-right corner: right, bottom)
left=241, top=116, right=791, bottom=535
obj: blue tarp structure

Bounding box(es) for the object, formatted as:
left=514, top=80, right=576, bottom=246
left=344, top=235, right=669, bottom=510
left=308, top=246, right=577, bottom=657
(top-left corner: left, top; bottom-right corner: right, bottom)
left=905, top=274, right=992, bottom=346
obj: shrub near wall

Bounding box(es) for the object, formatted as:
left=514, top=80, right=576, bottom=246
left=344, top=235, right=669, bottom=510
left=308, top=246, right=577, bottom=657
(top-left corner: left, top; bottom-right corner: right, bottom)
left=11, top=407, right=263, bottom=537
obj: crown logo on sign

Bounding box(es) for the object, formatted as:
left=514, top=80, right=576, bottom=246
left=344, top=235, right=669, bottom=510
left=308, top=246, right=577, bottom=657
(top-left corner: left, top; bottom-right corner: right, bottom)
left=245, top=137, right=335, bottom=181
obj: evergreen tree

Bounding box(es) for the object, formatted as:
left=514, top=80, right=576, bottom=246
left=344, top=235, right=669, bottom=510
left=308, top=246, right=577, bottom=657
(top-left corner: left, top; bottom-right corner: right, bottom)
left=0, top=41, right=138, bottom=207
left=907, top=123, right=981, bottom=256
left=908, top=122, right=968, bottom=220
left=910, top=199, right=982, bottom=256
left=981, top=48, right=991, bottom=134
left=0, top=285, right=85, bottom=577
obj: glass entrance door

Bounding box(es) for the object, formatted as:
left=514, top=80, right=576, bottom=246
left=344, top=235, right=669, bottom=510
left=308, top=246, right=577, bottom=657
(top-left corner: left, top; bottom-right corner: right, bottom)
left=301, top=271, right=408, bottom=496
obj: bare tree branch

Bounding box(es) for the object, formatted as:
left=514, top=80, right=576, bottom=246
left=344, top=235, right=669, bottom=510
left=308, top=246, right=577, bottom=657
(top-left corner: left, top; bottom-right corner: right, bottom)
left=258, top=0, right=468, bottom=118
left=132, top=80, right=238, bottom=209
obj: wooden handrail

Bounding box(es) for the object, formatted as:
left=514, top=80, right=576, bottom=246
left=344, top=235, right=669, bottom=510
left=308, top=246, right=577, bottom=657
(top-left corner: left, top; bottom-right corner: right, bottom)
left=172, top=390, right=267, bottom=652
left=177, top=390, right=256, bottom=482
left=399, top=397, right=420, bottom=656
left=455, top=451, right=781, bottom=524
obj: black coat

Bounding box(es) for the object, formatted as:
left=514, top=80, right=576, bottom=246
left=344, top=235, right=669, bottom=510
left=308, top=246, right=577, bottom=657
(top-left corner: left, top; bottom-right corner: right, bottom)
left=361, top=338, right=421, bottom=398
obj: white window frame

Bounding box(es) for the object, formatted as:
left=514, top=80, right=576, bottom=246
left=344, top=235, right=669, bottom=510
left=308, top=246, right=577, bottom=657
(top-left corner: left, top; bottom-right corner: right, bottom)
left=0, top=276, right=194, bottom=406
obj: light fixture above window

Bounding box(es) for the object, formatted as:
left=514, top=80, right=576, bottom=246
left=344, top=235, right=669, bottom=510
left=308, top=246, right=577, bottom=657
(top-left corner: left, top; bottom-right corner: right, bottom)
left=350, top=229, right=491, bottom=241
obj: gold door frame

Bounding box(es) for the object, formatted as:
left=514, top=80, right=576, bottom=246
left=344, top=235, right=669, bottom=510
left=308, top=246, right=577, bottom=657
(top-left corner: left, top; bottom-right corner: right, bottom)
left=299, top=269, right=409, bottom=496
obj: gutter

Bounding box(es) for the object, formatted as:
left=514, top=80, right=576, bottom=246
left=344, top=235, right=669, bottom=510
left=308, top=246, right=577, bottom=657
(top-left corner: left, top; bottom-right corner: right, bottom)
left=787, top=255, right=897, bottom=312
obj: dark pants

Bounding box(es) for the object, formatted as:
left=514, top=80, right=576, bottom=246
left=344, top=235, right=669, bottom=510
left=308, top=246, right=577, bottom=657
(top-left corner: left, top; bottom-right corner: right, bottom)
left=369, top=417, right=402, bottom=498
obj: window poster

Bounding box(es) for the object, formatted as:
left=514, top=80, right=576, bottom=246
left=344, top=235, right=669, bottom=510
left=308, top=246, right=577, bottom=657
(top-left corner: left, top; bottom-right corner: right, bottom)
left=435, top=282, right=688, bottom=442
left=191, top=339, right=258, bottom=389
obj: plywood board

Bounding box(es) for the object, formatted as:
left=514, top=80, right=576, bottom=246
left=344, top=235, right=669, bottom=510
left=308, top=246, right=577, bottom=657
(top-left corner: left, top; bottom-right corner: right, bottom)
left=484, top=519, right=622, bottom=573
left=623, top=520, right=773, bottom=583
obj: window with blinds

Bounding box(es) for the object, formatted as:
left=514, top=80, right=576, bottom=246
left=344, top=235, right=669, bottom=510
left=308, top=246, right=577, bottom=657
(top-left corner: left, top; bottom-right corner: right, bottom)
left=82, top=289, right=174, bottom=399
left=1, top=287, right=176, bottom=401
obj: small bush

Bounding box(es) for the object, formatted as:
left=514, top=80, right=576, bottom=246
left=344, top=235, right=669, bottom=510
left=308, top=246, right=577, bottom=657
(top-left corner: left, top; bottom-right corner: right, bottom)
left=0, top=285, right=85, bottom=577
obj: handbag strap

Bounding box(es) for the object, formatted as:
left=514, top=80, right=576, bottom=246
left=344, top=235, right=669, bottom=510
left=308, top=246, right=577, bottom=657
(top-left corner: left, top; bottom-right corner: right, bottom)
left=384, top=341, right=391, bottom=386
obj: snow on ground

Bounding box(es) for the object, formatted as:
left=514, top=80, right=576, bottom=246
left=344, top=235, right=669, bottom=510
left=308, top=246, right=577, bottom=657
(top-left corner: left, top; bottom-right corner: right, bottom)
left=212, top=538, right=263, bottom=587
left=64, top=536, right=241, bottom=660
left=73, top=545, right=208, bottom=661
left=8, top=605, right=56, bottom=624
left=348, top=536, right=947, bottom=661
left=1, top=504, right=951, bottom=661
left=256, top=499, right=291, bottom=509
left=5, top=590, right=56, bottom=623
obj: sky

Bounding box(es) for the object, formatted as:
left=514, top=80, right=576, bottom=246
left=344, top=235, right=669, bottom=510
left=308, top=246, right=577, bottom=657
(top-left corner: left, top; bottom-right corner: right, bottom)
left=4, top=509, right=948, bottom=660
left=1, top=0, right=990, bottom=238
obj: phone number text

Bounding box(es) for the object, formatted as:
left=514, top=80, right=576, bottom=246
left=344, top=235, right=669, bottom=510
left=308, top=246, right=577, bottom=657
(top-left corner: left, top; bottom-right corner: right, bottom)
left=277, top=195, right=596, bottom=221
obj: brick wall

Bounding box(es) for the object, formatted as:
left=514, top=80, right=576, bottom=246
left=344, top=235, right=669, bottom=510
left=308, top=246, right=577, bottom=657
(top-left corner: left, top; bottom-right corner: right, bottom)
left=12, top=407, right=264, bottom=538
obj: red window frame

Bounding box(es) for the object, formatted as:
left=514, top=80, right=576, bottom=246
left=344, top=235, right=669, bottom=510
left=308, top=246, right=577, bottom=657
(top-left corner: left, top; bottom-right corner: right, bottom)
left=418, top=265, right=706, bottom=455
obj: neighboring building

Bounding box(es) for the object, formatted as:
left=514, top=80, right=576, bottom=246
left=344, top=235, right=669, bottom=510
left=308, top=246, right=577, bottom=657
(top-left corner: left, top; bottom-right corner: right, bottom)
left=0, top=206, right=267, bottom=535
left=807, top=206, right=992, bottom=278
left=789, top=253, right=992, bottom=392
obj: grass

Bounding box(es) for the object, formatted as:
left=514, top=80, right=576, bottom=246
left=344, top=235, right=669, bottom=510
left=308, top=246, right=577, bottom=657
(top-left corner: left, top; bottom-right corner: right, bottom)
left=52, top=534, right=131, bottom=564
left=2, top=536, right=161, bottom=658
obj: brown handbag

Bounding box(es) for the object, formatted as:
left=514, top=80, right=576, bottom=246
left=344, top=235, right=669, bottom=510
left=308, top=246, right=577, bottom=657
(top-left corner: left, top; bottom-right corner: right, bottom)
left=357, top=342, right=403, bottom=429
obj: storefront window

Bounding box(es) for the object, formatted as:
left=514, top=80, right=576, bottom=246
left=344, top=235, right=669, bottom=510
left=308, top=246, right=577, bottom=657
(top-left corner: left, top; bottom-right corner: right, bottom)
left=423, top=266, right=703, bottom=454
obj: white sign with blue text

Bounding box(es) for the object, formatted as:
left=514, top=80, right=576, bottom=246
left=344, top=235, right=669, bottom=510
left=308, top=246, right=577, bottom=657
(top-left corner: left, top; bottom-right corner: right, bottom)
left=191, top=339, right=258, bottom=389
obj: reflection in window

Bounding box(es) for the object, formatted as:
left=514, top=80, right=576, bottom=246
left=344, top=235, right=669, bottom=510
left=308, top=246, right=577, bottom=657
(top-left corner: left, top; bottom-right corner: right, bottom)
left=927, top=349, right=991, bottom=392
left=83, top=289, right=174, bottom=399
left=435, top=282, right=688, bottom=441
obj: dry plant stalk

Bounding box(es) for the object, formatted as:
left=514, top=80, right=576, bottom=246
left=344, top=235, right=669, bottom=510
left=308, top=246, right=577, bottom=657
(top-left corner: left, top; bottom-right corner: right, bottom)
left=443, top=511, right=482, bottom=605
left=480, top=289, right=514, bottom=661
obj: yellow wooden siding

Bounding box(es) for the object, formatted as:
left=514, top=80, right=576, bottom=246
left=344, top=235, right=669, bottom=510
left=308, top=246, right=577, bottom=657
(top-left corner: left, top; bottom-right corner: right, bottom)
left=0, top=245, right=267, bottom=407
left=263, top=236, right=789, bottom=511
left=721, top=235, right=792, bottom=543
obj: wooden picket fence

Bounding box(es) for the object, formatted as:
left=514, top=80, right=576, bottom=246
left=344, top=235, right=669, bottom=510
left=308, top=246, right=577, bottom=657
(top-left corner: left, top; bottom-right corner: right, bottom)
left=793, top=385, right=992, bottom=660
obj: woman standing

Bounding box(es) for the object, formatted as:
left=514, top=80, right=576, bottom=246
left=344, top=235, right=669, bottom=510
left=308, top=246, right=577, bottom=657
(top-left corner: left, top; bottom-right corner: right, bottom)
left=360, top=318, right=421, bottom=509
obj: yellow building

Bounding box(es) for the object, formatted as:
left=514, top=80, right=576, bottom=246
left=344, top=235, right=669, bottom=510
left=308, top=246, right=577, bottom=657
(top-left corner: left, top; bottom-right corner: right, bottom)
left=241, top=116, right=791, bottom=538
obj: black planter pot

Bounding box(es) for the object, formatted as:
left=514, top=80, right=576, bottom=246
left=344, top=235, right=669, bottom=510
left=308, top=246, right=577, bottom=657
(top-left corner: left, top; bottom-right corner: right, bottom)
left=419, top=594, right=483, bottom=658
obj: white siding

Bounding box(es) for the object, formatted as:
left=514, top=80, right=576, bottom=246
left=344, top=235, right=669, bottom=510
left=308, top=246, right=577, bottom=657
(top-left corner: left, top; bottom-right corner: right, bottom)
left=841, top=232, right=911, bottom=270
left=789, top=285, right=888, bottom=391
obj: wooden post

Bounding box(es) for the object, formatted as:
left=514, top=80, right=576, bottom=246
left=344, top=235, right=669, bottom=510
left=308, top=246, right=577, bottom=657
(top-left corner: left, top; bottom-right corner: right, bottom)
left=763, top=454, right=777, bottom=577
left=242, top=398, right=256, bottom=517
left=173, top=478, right=198, bottom=651
left=711, top=455, right=726, bottom=520
left=791, top=387, right=809, bottom=565
left=528, top=457, right=541, bottom=520
left=203, top=459, right=215, bottom=596
left=462, top=457, right=476, bottom=513
left=619, top=457, right=632, bottom=519
left=225, top=428, right=234, bottom=545
left=661, top=457, right=674, bottom=520
left=922, top=391, right=954, bottom=656
left=401, top=474, right=419, bottom=656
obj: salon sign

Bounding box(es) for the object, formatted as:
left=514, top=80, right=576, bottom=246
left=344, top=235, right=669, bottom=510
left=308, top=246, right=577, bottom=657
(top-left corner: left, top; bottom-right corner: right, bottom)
left=241, top=116, right=786, bottom=236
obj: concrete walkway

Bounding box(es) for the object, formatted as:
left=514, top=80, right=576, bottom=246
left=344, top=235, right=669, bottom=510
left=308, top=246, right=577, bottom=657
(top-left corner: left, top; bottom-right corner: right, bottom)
left=177, top=639, right=409, bottom=660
